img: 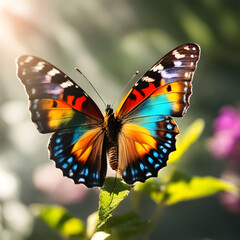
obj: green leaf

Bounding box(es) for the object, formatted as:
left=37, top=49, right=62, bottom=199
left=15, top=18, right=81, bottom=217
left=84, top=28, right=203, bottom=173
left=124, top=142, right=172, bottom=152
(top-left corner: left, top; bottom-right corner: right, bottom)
left=97, top=177, right=132, bottom=229
left=104, top=212, right=149, bottom=239
left=168, top=118, right=205, bottom=163
left=31, top=204, right=85, bottom=239
left=134, top=178, right=165, bottom=204
left=165, top=176, right=239, bottom=205
left=135, top=173, right=239, bottom=205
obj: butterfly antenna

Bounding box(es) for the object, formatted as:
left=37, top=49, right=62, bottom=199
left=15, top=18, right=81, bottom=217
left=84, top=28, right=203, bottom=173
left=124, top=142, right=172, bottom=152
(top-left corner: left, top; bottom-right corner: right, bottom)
left=75, top=68, right=107, bottom=108
left=111, top=70, right=139, bottom=108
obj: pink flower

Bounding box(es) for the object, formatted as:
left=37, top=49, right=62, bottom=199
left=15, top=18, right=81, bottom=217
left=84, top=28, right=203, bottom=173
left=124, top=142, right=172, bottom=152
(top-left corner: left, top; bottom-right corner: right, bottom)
left=33, top=163, right=89, bottom=204
left=210, top=106, right=240, bottom=214
left=210, top=106, right=240, bottom=161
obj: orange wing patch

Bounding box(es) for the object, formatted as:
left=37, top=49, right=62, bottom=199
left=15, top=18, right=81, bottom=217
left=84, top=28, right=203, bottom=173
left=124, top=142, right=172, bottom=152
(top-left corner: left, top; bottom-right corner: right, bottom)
left=118, top=117, right=179, bottom=184
left=118, top=123, right=158, bottom=172
left=71, top=127, right=103, bottom=164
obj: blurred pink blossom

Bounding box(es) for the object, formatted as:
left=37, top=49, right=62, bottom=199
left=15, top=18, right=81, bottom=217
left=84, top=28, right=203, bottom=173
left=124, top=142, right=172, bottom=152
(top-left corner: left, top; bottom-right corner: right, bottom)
left=210, top=106, right=240, bottom=214
left=220, top=192, right=240, bottom=214
left=210, top=106, right=240, bottom=162
left=219, top=170, right=240, bottom=214
left=33, top=163, right=89, bottom=204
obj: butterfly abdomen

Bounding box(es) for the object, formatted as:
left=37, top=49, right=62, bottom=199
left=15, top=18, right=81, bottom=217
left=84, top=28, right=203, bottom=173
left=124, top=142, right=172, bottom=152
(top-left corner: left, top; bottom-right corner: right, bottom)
left=104, top=106, right=122, bottom=171
left=108, top=141, right=118, bottom=170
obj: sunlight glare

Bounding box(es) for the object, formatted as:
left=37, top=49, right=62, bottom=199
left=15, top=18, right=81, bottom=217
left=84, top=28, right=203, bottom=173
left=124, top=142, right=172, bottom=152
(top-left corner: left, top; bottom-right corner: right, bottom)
left=3, top=200, right=33, bottom=236
left=0, top=167, right=18, bottom=200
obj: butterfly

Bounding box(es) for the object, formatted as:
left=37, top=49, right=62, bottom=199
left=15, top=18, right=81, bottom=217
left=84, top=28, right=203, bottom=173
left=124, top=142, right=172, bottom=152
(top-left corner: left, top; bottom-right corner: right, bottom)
left=16, top=43, right=200, bottom=188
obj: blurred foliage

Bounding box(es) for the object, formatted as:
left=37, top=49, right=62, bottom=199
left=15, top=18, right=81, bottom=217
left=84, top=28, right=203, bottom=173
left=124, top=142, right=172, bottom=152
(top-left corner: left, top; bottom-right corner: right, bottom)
left=168, top=118, right=205, bottom=163
left=31, top=204, right=85, bottom=239
left=0, top=0, right=240, bottom=239
left=135, top=173, right=238, bottom=205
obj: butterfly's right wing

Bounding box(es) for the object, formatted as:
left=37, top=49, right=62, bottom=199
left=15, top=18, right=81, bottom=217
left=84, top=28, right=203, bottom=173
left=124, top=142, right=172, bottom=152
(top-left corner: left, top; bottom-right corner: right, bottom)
left=17, top=55, right=107, bottom=187
left=115, top=43, right=200, bottom=184
left=115, top=43, right=200, bottom=118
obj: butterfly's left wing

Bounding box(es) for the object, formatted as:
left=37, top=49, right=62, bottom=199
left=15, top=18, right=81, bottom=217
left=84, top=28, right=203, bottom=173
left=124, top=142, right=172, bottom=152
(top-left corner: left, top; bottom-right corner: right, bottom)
left=49, top=126, right=107, bottom=187
left=17, top=56, right=107, bottom=187
left=17, top=55, right=103, bottom=133
left=115, top=43, right=200, bottom=184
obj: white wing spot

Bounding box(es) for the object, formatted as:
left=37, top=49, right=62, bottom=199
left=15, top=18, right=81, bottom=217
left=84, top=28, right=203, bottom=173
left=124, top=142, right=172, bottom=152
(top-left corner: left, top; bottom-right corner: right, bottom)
left=35, top=61, right=45, bottom=71
left=78, top=178, right=85, bottom=183
left=161, top=69, right=179, bottom=79
left=146, top=172, right=152, bottom=177
left=60, top=80, right=74, bottom=88
left=142, top=76, right=155, bottom=82
left=184, top=72, right=191, bottom=78
left=24, top=56, right=33, bottom=63
left=184, top=46, right=190, bottom=50
left=36, top=111, right=40, bottom=118
left=69, top=171, right=74, bottom=177
left=190, top=54, right=195, bottom=58
left=47, top=68, right=61, bottom=76
left=31, top=88, right=36, bottom=94
left=183, top=95, right=186, bottom=102
left=174, top=61, right=182, bottom=67
left=173, top=50, right=185, bottom=59
left=192, top=47, right=196, bottom=51
left=151, top=64, right=164, bottom=72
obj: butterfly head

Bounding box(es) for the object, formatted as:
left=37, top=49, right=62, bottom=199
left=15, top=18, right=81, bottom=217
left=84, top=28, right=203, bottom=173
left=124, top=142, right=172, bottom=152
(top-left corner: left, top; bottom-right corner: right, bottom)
left=105, top=104, right=113, bottom=115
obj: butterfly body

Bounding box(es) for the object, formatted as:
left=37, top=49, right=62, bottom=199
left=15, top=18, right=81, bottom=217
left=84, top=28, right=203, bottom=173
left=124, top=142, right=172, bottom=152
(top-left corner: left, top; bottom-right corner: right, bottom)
left=17, top=43, right=200, bottom=188
left=103, top=105, right=121, bottom=171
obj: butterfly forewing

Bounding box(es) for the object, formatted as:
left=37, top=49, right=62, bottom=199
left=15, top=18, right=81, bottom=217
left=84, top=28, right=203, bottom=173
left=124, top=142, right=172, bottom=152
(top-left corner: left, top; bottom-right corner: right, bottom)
left=17, top=56, right=107, bottom=187
left=17, top=55, right=103, bottom=127
left=115, top=43, right=200, bottom=118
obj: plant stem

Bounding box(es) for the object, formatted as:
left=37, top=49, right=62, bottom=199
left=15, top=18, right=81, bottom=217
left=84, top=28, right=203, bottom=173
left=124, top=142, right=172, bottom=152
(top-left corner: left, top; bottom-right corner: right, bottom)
left=130, top=191, right=141, bottom=211
left=141, top=202, right=165, bottom=240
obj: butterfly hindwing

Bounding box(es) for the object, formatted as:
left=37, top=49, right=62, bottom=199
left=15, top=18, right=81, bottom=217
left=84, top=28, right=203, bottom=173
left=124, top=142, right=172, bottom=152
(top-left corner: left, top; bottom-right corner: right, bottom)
left=116, top=43, right=200, bottom=184
left=49, top=127, right=107, bottom=187
left=17, top=55, right=107, bottom=187
left=118, top=116, right=179, bottom=184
